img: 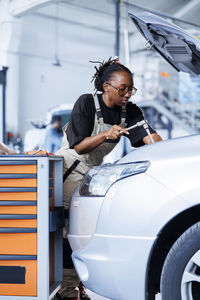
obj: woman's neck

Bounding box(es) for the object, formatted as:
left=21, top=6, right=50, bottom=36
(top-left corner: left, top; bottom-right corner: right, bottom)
left=102, top=93, right=115, bottom=108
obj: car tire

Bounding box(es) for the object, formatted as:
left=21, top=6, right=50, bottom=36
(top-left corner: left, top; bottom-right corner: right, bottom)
left=160, top=221, right=200, bottom=300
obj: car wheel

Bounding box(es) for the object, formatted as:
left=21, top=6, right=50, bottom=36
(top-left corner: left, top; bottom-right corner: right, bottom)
left=160, top=222, right=200, bottom=300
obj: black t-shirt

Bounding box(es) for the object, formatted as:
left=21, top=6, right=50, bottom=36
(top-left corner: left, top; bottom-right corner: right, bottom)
left=67, top=93, right=155, bottom=148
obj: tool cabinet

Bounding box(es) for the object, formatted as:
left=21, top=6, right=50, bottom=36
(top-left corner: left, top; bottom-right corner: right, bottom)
left=0, top=155, right=63, bottom=300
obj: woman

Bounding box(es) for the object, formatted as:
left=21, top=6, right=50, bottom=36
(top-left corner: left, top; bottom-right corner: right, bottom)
left=56, top=57, right=162, bottom=300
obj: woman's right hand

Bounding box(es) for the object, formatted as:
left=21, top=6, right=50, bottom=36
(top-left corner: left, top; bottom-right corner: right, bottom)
left=104, top=125, right=129, bottom=140
left=74, top=125, right=129, bottom=155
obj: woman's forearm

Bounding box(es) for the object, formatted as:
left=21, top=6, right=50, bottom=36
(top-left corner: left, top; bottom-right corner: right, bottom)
left=74, top=125, right=129, bottom=155
left=74, top=132, right=107, bottom=154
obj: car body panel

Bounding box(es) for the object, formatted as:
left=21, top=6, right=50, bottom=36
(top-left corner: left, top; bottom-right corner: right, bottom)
left=119, top=135, right=200, bottom=198
left=129, top=12, right=200, bottom=75
left=95, top=173, right=189, bottom=237
left=69, top=156, right=191, bottom=241
left=68, top=187, right=104, bottom=250
left=119, top=134, right=200, bottom=164
left=69, top=135, right=200, bottom=299
left=72, top=235, right=155, bottom=300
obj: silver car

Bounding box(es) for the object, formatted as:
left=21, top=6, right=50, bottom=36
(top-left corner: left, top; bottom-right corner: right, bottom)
left=68, top=12, right=200, bottom=300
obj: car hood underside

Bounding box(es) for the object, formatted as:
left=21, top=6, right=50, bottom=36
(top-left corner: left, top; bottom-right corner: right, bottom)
left=129, top=11, right=200, bottom=76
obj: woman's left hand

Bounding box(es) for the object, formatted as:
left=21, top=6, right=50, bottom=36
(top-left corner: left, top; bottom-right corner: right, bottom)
left=143, top=133, right=163, bottom=144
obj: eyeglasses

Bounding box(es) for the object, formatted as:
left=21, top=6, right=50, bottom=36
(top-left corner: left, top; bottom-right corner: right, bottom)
left=107, top=82, right=137, bottom=96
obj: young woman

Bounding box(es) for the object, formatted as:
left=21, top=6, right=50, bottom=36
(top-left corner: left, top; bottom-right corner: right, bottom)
left=55, top=57, right=162, bottom=300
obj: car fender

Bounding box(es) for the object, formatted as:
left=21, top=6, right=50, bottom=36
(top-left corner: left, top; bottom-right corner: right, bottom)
left=95, top=173, right=190, bottom=237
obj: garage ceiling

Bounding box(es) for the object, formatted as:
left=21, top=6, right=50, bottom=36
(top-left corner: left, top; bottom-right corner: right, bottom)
left=32, top=0, right=200, bottom=57
left=58, top=0, right=200, bottom=23
left=37, top=0, right=200, bottom=29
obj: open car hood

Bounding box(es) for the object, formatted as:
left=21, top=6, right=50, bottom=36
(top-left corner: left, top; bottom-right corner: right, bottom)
left=129, top=12, right=200, bottom=75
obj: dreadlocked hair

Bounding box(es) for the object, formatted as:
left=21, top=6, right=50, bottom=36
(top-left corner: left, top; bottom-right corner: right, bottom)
left=90, top=57, right=132, bottom=92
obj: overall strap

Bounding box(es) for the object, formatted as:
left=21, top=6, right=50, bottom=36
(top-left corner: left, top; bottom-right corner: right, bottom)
left=63, top=159, right=80, bottom=182
left=121, top=105, right=127, bottom=127
left=94, top=94, right=104, bottom=125
left=94, top=94, right=127, bottom=127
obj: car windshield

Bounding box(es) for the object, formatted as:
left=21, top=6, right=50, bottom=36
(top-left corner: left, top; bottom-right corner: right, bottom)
left=53, top=109, right=71, bottom=127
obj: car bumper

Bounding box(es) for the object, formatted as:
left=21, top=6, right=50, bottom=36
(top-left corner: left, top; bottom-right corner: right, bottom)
left=72, top=233, right=156, bottom=300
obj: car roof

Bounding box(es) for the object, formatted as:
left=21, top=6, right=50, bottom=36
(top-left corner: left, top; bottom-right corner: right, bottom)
left=45, top=103, right=74, bottom=123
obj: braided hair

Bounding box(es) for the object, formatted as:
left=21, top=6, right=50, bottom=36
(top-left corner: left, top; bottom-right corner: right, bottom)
left=90, top=57, right=132, bottom=93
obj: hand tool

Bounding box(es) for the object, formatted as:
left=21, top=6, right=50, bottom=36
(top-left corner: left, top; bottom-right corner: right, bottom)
left=120, top=120, right=155, bottom=143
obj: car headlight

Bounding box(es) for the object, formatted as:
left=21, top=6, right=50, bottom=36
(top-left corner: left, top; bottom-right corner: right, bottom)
left=79, top=161, right=150, bottom=197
